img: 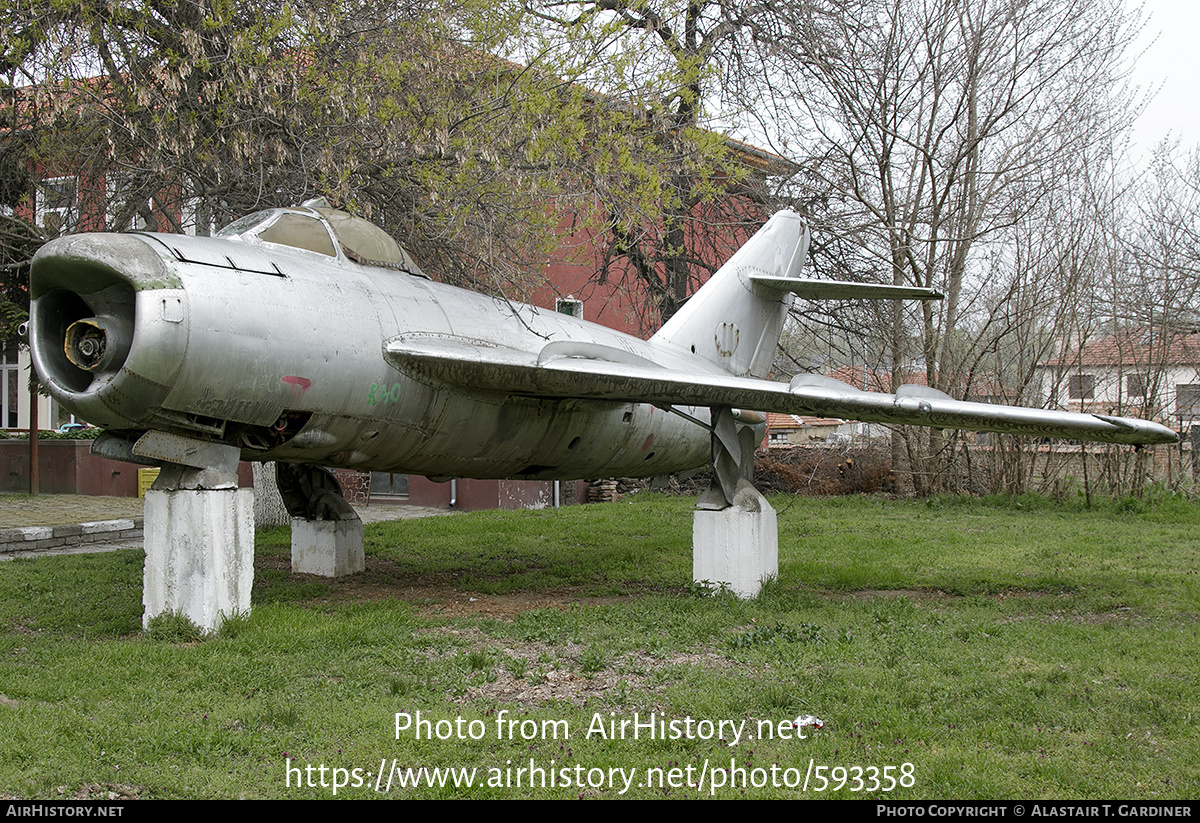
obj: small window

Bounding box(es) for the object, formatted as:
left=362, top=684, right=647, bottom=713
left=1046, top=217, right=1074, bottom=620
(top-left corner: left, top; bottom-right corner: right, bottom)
left=2, top=340, right=19, bottom=429
left=182, top=198, right=215, bottom=237
left=1126, top=374, right=1147, bottom=398
left=317, top=207, right=412, bottom=268
left=1177, top=385, right=1200, bottom=420
left=36, top=177, right=77, bottom=235
left=105, top=175, right=156, bottom=231
left=370, top=472, right=409, bottom=498
left=1068, top=374, right=1095, bottom=400
left=556, top=296, right=583, bottom=318
left=181, top=181, right=233, bottom=236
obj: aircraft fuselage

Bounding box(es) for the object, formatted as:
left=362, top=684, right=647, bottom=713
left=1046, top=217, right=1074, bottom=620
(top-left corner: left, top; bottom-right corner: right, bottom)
left=30, top=228, right=712, bottom=480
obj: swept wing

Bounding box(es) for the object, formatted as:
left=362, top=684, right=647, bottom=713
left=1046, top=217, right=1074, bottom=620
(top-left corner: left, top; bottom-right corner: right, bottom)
left=384, top=334, right=1177, bottom=447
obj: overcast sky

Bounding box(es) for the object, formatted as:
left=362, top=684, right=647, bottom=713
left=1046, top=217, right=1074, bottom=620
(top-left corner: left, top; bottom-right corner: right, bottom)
left=1128, top=0, right=1200, bottom=161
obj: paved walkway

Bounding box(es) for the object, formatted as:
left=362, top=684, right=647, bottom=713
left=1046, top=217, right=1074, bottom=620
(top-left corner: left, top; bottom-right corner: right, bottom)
left=0, top=495, right=145, bottom=528
left=0, top=494, right=453, bottom=559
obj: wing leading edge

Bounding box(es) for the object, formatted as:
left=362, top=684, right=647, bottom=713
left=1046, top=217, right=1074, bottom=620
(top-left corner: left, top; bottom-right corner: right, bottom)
left=383, top=334, right=1178, bottom=447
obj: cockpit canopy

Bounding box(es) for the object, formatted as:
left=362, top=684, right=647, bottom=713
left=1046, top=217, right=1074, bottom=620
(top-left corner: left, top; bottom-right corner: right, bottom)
left=215, top=201, right=426, bottom=277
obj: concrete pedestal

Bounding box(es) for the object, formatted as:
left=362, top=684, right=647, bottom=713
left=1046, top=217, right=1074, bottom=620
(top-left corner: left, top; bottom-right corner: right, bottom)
left=692, top=482, right=778, bottom=599
left=143, top=487, right=255, bottom=633
left=291, top=516, right=364, bottom=577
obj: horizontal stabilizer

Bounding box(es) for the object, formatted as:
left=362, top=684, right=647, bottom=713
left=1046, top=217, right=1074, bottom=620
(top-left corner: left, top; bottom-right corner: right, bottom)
left=383, top=333, right=1177, bottom=446
left=750, top=275, right=943, bottom=301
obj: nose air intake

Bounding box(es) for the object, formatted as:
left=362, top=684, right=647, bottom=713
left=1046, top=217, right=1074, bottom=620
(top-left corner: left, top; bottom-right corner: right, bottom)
left=33, top=279, right=136, bottom=394
left=30, top=235, right=148, bottom=393
left=30, top=233, right=183, bottom=429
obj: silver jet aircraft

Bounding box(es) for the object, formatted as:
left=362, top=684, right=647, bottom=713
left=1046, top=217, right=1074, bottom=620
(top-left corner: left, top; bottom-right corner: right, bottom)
left=28, top=203, right=1177, bottom=515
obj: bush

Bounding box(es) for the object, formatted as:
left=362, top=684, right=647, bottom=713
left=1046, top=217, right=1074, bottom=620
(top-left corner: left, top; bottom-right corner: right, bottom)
left=1, top=428, right=103, bottom=440
left=755, top=444, right=894, bottom=495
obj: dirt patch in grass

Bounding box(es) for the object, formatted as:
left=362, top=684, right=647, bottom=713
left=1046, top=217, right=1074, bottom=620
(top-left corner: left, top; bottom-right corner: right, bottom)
left=262, top=550, right=1092, bottom=620
left=365, top=583, right=630, bottom=620
left=261, top=555, right=635, bottom=620
left=0, top=783, right=148, bottom=800
left=68, top=783, right=143, bottom=800
left=432, top=626, right=734, bottom=708
left=264, top=555, right=1074, bottom=620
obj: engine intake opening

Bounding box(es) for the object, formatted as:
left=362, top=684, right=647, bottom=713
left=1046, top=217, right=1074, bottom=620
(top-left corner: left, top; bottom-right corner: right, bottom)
left=34, top=289, right=96, bottom=392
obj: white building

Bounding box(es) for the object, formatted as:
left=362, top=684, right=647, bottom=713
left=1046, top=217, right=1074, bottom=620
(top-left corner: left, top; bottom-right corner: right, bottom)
left=4, top=345, right=74, bottom=432
left=1037, top=330, right=1200, bottom=432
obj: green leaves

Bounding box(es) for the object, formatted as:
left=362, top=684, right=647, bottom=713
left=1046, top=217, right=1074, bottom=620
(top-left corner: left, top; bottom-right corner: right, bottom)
left=5, top=0, right=571, bottom=288
left=516, top=0, right=782, bottom=326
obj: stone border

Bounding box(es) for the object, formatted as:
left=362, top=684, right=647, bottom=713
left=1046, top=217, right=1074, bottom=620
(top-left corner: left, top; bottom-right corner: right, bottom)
left=0, top=518, right=144, bottom=555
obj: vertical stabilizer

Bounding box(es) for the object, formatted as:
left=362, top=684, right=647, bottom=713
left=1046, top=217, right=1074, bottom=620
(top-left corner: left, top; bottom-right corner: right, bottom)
left=650, top=210, right=809, bottom=378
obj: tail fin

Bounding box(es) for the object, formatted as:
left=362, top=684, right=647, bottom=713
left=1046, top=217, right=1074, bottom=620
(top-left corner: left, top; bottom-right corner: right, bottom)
left=650, top=210, right=809, bottom=378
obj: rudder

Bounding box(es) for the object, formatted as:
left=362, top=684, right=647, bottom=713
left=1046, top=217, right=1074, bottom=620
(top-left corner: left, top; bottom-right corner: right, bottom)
left=650, top=210, right=809, bottom=378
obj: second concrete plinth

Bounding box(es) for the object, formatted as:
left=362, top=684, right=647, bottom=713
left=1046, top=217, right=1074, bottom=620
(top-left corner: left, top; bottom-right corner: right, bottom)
left=692, top=481, right=778, bottom=599
left=291, top=516, right=364, bottom=577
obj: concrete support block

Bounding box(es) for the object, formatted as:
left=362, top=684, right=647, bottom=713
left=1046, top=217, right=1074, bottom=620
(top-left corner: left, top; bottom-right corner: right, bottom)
left=291, top=516, right=364, bottom=577
left=143, top=487, right=255, bottom=633
left=692, top=483, right=778, bottom=599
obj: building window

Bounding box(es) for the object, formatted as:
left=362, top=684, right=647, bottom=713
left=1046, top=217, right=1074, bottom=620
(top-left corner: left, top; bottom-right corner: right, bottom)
left=182, top=180, right=236, bottom=237
left=1126, top=373, right=1147, bottom=398
left=370, top=472, right=409, bottom=498
left=106, top=175, right=156, bottom=232
left=2, top=341, right=18, bottom=429
left=1177, top=385, right=1200, bottom=421
left=1068, top=374, right=1095, bottom=400
left=556, top=296, right=583, bottom=319
left=36, top=177, right=77, bottom=235
left=183, top=197, right=216, bottom=237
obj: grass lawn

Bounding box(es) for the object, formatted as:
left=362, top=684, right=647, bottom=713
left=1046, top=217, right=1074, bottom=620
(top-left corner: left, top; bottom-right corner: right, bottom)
left=0, top=492, right=1196, bottom=798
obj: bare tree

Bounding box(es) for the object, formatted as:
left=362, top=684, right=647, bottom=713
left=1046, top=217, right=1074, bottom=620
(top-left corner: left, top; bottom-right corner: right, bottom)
left=1123, top=142, right=1200, bottom=332
left=772, top=0, right=1145, bottom=493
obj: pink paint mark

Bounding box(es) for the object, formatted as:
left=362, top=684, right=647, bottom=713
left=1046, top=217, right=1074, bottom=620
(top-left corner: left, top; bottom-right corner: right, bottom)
left=641, top=435, right=654, bottom=451
left=281, top=376, right=312, bottom=396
